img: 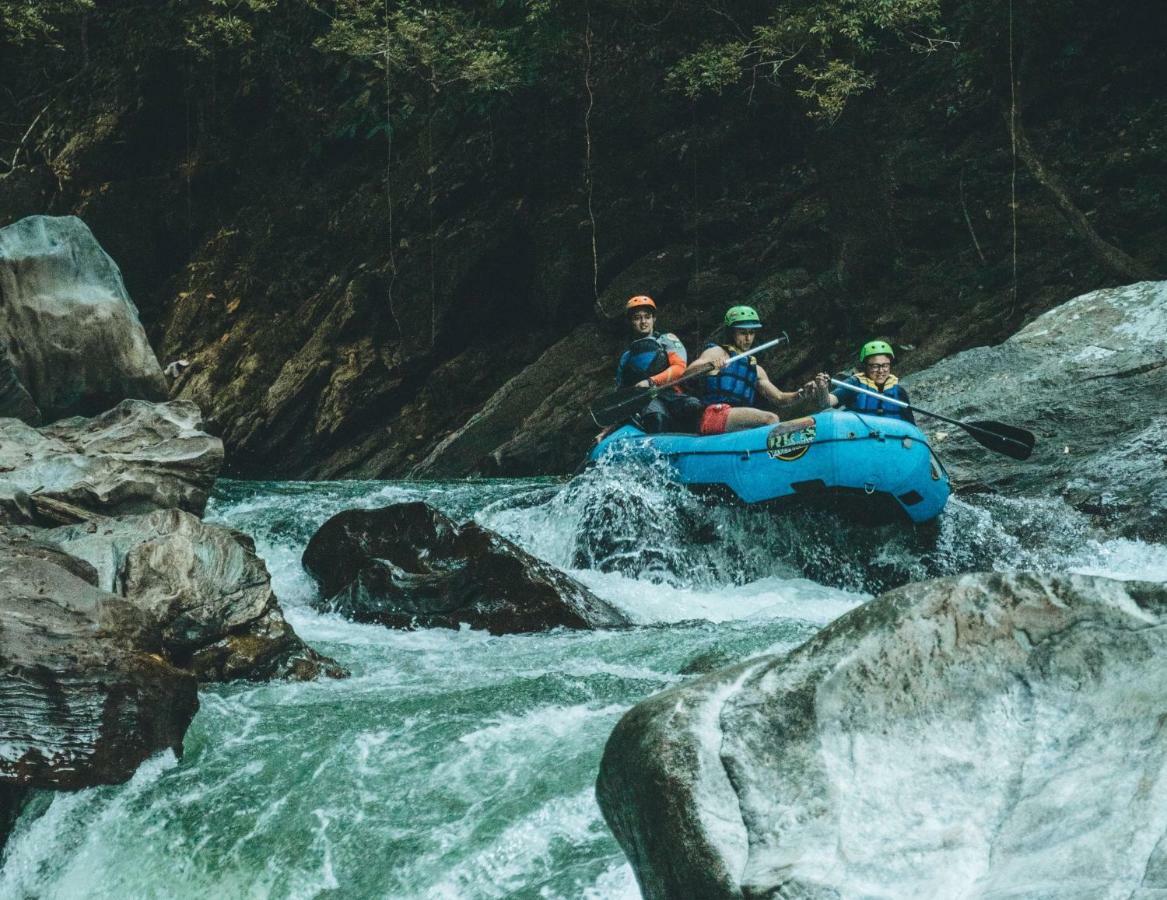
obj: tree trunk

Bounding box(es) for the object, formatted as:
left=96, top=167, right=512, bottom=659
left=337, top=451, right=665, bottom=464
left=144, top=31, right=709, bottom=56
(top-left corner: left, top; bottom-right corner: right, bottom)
left=1012, top=114, right=1159, bottom=282
left=812, top=111, right=897, bottom=291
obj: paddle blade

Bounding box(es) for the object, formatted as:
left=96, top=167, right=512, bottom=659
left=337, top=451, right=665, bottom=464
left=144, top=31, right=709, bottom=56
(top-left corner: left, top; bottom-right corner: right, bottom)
left=964, top=420, right=1036, bottom=460
left=589, top=385, right=654, bottom=427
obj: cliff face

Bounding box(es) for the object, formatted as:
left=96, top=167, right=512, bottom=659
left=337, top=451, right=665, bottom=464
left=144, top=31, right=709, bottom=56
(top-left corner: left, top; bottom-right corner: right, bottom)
left=0, top=3, right=1163, bottom=478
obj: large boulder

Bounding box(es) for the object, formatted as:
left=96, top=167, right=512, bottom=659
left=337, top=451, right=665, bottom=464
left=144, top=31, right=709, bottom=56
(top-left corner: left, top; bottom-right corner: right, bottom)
left=597, top=572, right=1167, bottom=899
left=908, top=280, right=1167, bottom=540
left=0, top=215, right=167, bottom=422
left=47, top=509, right=346, bottom=682
left=302, top=502, right=631, bottom=633
left=0, top=398, right=223, bottom=519
left=0, top=540, right=198, bottom=792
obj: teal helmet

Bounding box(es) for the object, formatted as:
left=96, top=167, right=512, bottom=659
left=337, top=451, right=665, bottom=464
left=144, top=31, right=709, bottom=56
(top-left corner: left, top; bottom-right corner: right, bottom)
left=724, top=305, right=763, bottom=330
left=859, top=339, right=895, bottom=363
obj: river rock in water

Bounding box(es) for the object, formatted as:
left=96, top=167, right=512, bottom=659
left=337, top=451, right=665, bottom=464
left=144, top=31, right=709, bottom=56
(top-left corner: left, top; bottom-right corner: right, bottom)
left=47, top=509, right=345, bottom=682
left=0, top=399, right=223, bottom=519
left=0, top=215, right=167, bottom=423
left=907, top=279, right=1167, bottom=540
left=0, top=539, right=198, bottom=792
left=302, top=501, right=630, bottom=633
left=597, top=572, right=1167, bottom=899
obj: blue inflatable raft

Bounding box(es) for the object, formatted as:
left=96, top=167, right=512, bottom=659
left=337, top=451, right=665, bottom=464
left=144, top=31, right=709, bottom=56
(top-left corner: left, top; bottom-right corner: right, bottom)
left=589, top=410, right=951, bottom=524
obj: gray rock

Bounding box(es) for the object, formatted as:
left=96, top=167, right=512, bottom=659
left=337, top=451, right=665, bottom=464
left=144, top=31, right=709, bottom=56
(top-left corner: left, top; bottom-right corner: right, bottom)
left=48, top=509, right=346, bottom=682
left=409, top=324, right=617, bottom=477
left=0, top=215, right=167, bottom=422
left=907, top=280, right=1167, bottom=540
left=0, top=543, right=198, bottom=792
left=0, top=398, right=223, bottom=519
left=0, top=784, right=29, bottom=856
left=597, top=572, right=1167, bottom=899
left=0, top=352, right=38, bottom=423
left=303, top=502, right=631, bottom=633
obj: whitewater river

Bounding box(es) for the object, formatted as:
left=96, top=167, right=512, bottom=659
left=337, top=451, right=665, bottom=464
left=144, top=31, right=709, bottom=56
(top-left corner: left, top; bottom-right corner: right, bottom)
left=3, top=460, right=1166, bottom=898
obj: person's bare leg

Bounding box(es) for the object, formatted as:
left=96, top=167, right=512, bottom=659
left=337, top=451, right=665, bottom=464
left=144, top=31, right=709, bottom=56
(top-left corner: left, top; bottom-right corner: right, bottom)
left=723, top=407, right=779, bottom=432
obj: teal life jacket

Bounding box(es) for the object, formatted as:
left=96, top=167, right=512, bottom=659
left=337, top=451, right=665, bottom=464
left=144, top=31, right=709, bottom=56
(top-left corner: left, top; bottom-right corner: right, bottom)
left=841, top=374, right=910, bottom=418
left=701, top=342, right=757, bottom=406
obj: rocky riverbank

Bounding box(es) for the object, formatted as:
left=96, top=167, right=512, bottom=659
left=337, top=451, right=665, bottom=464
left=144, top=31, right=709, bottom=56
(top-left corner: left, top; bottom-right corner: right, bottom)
left=0, top=216, right=342, bottom=852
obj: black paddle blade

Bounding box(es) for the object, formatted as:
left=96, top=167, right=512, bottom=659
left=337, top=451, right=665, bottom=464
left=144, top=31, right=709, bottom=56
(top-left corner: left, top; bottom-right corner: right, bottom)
left=964, top=420, right=1036, bottom=460
left=589, top=385, right=654, bottom=427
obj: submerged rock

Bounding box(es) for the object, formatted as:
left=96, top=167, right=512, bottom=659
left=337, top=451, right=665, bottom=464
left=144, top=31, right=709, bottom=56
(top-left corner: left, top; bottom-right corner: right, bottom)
left=0, top=784, right=28, bottom=856
left=0, top=215, right=167, bottom=423
left=909, top=279, right=1167, bottom=540
left=0, top=543, right=198, bottom=792
left=302, top=501, right=631, bottom=633
left=48, top=509, right=346, bottom=682
left=597, top=572, right=1167, bottom=899
left=0, top=398, right=223, bottom=519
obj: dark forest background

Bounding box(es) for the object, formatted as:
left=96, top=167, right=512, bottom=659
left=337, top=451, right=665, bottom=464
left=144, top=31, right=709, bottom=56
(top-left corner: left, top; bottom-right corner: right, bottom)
left=1, top=0, right=1163, bottom=476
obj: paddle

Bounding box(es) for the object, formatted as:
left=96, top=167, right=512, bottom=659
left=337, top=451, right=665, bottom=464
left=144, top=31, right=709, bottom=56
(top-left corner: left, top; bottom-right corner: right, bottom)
left=589, top=333, right=790, bottom=428
left=829, top=378, right=1035, bottom=461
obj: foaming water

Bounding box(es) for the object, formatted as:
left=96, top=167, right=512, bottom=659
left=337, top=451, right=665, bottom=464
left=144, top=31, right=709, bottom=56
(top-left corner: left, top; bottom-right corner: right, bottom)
left=4, top=462, right=1164, bottom=898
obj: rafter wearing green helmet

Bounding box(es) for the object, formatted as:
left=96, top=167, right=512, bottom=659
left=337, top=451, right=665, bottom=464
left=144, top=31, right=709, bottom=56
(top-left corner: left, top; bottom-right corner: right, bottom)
left=724, top=305, right=763, bottom=330
left=859, top=339, right=895, bottom=363
left=828, top=339, right=915, bottom=424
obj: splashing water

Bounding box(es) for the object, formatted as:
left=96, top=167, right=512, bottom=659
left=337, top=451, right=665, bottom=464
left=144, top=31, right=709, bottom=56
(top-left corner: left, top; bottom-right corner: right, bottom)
left=3, top=457, right=1164, bottom=897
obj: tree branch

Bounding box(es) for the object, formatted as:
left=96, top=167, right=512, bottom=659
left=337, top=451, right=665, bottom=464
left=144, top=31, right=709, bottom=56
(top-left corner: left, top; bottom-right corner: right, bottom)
left=1011, top=114, right=1160, bottom=282
left=3, top=103, right=50, bottom=174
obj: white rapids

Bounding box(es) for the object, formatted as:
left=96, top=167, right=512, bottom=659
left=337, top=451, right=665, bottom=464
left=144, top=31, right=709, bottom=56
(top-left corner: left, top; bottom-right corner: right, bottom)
left=1, top=462, right=1164, bottom=898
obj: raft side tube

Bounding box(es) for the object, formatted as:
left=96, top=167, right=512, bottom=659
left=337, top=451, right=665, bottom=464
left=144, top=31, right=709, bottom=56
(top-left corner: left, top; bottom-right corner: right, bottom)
left=589, top=410, right=951, bottom=524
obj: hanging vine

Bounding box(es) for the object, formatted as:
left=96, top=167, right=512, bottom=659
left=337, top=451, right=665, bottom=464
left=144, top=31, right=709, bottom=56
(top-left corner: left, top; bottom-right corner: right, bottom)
left=426, top=79, right=436, bottom=350
left=690, top=100, right=701, bottom=303
left=1008, top=0, right=1018, bottom=316
left=583, top=0, right=599, bottom=311
left=382, top=0, right=401, bottom=341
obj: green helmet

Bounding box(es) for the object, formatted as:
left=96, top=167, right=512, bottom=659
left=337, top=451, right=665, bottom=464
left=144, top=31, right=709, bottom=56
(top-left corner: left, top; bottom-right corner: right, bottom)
left=724, top=305, right=763, bottom=330
left=859, top=339, right=895, bottom=363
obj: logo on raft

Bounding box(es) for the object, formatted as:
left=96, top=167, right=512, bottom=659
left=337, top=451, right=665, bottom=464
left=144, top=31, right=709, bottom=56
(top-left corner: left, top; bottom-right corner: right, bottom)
left=767, top=417, right=817, bottom=461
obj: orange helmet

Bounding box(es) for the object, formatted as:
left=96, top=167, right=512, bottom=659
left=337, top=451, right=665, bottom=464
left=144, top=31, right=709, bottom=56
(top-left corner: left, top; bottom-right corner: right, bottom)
left=626, top=295, right=657, bottom=315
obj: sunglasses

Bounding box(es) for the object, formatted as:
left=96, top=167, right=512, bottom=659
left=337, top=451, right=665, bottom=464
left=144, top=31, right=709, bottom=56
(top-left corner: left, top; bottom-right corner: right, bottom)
left=864, top=362, right=892, bottom=371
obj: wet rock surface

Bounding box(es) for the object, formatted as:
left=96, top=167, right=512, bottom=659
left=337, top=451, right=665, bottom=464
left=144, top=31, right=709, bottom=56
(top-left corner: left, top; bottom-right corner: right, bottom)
left=49, top=509, right=345, bottom=682
left=909, top=280, right=1167, bottom=540
left=0, top=542, right=198, bottom=792
left=0, top=215, right=167, bottom=422
left=409, top=324, right=618, bottom=477
left=0, top=785, right=28, bottom=856
left=303, top=501, right=631, bottom=633
left=597, top=572, right=1167, bottom=899
left=0, top=399, right=223, bottom=519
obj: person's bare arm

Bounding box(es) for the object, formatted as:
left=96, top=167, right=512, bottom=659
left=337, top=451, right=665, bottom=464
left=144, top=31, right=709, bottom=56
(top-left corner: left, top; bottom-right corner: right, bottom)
left=681, top=346, right=724, bottom=380
left=755, top=363, right=805, bottom=407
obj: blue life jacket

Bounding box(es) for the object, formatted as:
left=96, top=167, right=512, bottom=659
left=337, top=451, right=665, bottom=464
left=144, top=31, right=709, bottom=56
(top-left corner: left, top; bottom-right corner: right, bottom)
left=616, top=332, right=686, bottom=388
left=701, top=342, right=757, bottom=406
left=838, top=374, right=911, bottom=419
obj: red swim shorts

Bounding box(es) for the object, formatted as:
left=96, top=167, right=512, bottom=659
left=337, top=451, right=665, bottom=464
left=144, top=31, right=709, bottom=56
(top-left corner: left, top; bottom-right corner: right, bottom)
left=699, top=403, right=731, bottom=436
